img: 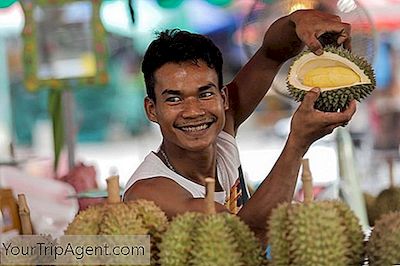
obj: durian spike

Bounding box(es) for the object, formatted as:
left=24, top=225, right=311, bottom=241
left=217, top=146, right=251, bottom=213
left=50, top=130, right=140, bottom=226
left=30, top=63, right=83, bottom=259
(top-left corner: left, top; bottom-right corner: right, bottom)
left=301, top=159, right=314, bottom=204
left=387, top=156, right=395, bottom=188
left=18, top=194, right=33, bottom=235
left=106, top=175, right=121, bottom=204
left=205, top=177, right=216, bottom=214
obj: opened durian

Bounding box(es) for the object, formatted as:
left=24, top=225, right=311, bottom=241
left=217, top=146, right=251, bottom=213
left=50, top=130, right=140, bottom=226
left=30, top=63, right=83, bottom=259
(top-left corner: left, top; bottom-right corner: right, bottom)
left=267, top=159, right=364, bottom=266
left=366, top=211, right=400, bottom=266
left=287, top=46, right=375, bottom=112
left=159, top=178, right=265, bottom=266
left=64, top=176, right=168, bottom=265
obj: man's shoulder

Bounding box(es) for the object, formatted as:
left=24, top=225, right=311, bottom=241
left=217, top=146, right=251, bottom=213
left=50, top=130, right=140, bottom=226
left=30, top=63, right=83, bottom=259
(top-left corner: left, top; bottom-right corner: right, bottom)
left=123, top=176, right=192, bottom=203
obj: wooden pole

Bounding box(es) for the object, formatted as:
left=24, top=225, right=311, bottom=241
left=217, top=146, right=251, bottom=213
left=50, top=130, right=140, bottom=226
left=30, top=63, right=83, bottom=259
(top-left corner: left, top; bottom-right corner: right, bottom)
left=205, top=177, right=216, bottom=214
left=301, top=159, right=314, bottom=204
left=106, top=175, right=121, bottom=204
left=18, top=194, right=33, bottom=235
left=387, top=156, right=395, bottom=188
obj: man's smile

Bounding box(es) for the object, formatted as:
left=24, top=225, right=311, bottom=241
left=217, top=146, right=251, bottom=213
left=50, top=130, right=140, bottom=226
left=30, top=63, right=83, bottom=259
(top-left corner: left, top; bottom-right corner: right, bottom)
left=175, top=118, right=216, bottom=133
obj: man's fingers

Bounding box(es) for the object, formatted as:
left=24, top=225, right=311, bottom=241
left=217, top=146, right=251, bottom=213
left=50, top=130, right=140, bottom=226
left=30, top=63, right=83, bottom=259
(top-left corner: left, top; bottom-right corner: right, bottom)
left=342, top=99, right=357, bottom=118
left=301, top=88, right=321, bottom=109
left=301, top=31, right=324, bottom=55
left=322, top=100, right=357, bottom=125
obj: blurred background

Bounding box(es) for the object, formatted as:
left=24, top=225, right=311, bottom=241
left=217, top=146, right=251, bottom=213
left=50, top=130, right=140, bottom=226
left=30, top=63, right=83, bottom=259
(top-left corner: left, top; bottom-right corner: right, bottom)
left=1, top=0, right=400, bottom=237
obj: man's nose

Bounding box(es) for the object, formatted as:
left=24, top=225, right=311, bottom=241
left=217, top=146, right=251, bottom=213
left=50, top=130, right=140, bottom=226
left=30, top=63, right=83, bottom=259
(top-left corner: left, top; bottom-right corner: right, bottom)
left=182, top=98, right=206, bottom=118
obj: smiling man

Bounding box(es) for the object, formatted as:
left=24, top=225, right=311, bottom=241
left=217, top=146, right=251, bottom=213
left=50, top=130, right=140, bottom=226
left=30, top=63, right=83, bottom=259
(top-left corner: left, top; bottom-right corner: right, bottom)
left=123, top=9, right=356, bottom=244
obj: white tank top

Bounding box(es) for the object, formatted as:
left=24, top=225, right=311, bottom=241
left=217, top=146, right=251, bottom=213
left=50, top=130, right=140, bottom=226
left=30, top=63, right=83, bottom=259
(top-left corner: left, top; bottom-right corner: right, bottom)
left=123, top=131, right=245, bottom=213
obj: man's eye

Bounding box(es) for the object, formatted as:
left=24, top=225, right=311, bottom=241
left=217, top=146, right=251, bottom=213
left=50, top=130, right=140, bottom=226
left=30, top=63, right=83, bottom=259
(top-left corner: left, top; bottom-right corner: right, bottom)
left=166, top=96, right=181, bottom=103
left=200, top=92, right=214, bottom=98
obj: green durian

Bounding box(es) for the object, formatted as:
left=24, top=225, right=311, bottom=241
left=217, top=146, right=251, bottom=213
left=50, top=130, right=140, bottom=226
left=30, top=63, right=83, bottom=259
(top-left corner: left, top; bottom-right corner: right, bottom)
left=287, top=202, right=347, bottom=266
left=159, top=178, right=264, bottom=266
left=223, top=213, right=265, bottom=266
left=127, top=199, right=169, bottom=264
left=267, top=159, right=364, bottom=266
left=367, top=211, right=400, bottom=266
left=325, top=200, right=365, bottom=265
left=64, top=204, right=106, bottom=235
left=267, top=202, right=291, bottom=266
left=99, top=203, right=147, bottom=235
left=64, top=176, right=168, bottom=266
left=159, top=212, right=202, bottom=266
left=287, top=46, right=376, bottom=112
left=191, top=214, right=241, bottom=266
left=373, top=186, right=400, bottom=222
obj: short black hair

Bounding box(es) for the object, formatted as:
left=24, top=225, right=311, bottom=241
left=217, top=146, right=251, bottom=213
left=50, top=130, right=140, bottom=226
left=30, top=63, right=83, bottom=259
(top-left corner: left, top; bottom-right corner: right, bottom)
left=142, top=29, right=223, bottom=101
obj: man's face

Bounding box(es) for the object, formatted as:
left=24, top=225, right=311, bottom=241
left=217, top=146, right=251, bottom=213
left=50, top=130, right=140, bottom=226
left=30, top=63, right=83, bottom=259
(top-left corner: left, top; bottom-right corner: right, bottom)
left=145, top=61, right=228, bottom=152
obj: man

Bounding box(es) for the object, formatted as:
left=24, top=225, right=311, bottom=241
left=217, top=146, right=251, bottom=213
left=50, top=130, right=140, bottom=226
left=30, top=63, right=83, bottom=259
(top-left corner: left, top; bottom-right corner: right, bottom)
left=123, top=9, right=356, bottom=244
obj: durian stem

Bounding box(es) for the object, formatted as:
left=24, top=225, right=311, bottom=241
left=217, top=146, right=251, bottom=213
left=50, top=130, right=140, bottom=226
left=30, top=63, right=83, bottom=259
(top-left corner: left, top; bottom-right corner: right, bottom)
left=106, top=175, right=121, bottom=204
left=387, top=156, right=395, bottom=188
left=205, top=177, right=216, bottom=214
left=18, top=194, right=33, bottom=235
left=301, top=159, right=314, bottom=204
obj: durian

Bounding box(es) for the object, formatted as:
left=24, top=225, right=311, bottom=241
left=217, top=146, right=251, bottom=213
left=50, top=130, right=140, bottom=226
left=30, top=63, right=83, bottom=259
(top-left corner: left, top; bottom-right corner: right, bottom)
left=369, top=158, right=400, bottom=224
left=64, top=176, right=168, bottom=265
left=366, top=211, right=400, bottom=266
left=159, top=178, right=265, bottom=266
left=267, top=159, right=365, bottom=266
left=287, top=46, right=375, bottom=112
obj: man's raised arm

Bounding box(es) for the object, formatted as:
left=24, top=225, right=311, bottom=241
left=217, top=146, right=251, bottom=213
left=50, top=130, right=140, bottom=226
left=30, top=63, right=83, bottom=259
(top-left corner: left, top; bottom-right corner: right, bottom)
left=224, top=9, right=351, bottom=135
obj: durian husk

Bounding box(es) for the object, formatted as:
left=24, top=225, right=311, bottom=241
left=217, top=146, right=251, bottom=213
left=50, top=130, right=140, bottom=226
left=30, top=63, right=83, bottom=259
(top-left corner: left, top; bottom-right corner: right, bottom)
left=324, top=200, right=365, bottom=265
left=222, top=213, right=265, bottom=266
left=267, top=202, right=291, bottom=266
left=287, top=46, right=376, bottom=112
left=64, top=176, right=169, bottom=266
left=64, top=204, right=107, bottom=235
left=267, top=159, right=364, bottom=266
left=159, top=212, right=202, bottom=266
left=191, top=214, right=241, bottom=266
left=372, top=187, right=400, bottom=223
left=367, top=211, right=400, bottom=266
left=287, top=202, right=348, bottom=266
left=159, top=178, right=264, bottom=266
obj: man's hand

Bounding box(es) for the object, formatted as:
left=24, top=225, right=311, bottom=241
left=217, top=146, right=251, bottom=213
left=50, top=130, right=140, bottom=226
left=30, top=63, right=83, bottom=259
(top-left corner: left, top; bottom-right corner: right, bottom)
left=289, top=88, right=356, bottom=151
left=263, top=9, right=351, bottom=63
left=290, top=9, right=352, bottom=55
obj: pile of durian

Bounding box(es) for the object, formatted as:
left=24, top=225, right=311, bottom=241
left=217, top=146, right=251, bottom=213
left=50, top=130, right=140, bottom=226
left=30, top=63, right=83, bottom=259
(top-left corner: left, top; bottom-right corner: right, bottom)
left=287, top=45, right=376, bottom=112
left=64, top=176, right=169, bottom=265
left=267, top=159, right=365, bottom=266
left=159, top=177, right=267, bottom=266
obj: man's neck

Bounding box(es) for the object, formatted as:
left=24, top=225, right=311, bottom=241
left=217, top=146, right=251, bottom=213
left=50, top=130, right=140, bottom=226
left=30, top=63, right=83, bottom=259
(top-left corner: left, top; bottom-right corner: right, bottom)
left=159, top=142, right=222, bottom=190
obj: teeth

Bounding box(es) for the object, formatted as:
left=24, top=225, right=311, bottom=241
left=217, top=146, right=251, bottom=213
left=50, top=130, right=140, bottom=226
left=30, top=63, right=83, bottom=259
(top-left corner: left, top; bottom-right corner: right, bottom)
left=181, top=124, right=208, bottom=132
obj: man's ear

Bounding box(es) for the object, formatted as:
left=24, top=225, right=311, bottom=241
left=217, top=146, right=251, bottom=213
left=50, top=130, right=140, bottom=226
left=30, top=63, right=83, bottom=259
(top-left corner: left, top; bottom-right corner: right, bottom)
left=221, top=86, right=229, bottom=111
left=144, top=97, right=158, bottom=123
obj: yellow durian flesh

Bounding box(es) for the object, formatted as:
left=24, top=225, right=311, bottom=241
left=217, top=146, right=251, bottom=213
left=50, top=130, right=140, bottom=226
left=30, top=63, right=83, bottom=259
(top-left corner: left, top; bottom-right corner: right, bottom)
left=287, top=46, right=376, bottom=112
left=303, top=66, right=361, bottom=88
left=288, top=49, right=372, bottom=92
